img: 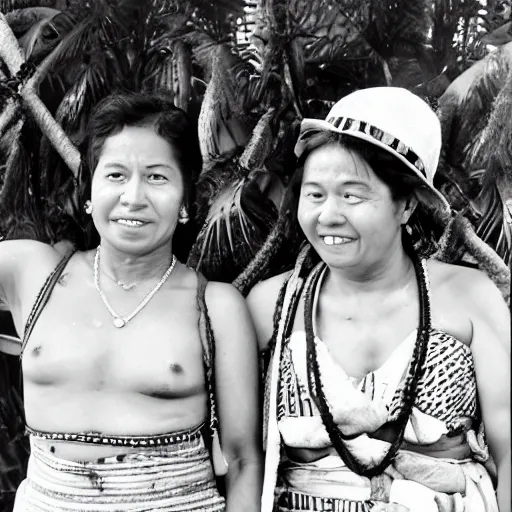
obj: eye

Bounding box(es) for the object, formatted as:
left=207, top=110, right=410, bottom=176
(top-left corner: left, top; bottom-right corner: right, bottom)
left=343, top=192, right=363, bottom=204
left=148, top=173, right=168, bottom=183
left=107, top=172, right=124, bottom=181
left=305, top=191, right=323, bottom=200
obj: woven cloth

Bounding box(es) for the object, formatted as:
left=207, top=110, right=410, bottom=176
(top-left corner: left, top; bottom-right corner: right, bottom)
left=13, top=434, right=225, bottom=511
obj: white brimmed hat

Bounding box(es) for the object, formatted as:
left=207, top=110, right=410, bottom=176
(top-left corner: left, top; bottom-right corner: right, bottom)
left=294, top=87, right=450, bottom=212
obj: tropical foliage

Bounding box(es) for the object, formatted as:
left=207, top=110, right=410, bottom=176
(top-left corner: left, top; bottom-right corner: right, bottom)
left=0, top=0, right=511, bottom=510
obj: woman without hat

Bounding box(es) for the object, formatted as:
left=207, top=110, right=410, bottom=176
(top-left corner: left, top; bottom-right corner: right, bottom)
left=0, top=92, right=262, bottom=511
left=247, top=87, right=510, bottom=512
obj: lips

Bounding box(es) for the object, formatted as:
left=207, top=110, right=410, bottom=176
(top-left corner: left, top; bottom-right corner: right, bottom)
left=112, top=218, right=150, bottom=227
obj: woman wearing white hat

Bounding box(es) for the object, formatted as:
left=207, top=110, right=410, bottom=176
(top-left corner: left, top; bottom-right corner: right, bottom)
left=248, top=87, right=510, bottom=511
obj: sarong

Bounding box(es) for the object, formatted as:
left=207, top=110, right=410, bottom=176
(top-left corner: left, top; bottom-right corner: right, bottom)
left=13, top=432, right=225, bottom=511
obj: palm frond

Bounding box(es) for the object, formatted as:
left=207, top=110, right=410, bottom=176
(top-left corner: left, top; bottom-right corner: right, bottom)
left=469, top=66, right=512, bottom=263
left=475, top=182, right=511, bottom=264
left=469, top=63, right=512, bottom=171
left=44, top=2, right=131, bottom=76
left=0, top=118, right=51, bottom=241
left=438, top=42, right=512, bottom=201
left=197, top=43, right=247, bottom=167
left=141, top=39, right=174, bottom=93
left=188, top=166, right=279, bottom=282
left=189, top=106, right=283, bottom=282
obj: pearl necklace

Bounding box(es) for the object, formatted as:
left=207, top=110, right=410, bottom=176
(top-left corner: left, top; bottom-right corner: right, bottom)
left=93, top=247, right=177, bottom=328
left=102, top=270, right=137, bottom=291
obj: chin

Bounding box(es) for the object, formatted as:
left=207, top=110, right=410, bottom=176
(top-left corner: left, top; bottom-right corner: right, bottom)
left=103, top=238, right=157, bottom=256
left=314, top=246, right=356, bottom=266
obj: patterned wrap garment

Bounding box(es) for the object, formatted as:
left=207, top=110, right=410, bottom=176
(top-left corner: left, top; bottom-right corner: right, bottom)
left=265, top=265, right=498, bottom=512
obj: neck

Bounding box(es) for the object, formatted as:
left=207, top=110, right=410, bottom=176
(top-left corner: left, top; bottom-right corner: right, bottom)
left=324, top=246, right=415, bottom=297
left=96, top=242, right=175, bottom=285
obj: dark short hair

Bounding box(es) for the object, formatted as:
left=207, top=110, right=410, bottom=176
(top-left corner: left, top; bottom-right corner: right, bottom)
left=281, top=131, right=445, bottom=257
left=76, top=92, right=201, bottom=256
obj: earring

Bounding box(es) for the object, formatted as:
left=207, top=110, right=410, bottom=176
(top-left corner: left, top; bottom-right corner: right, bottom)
left=84, top=200, right=93, bottom=215
left=178, top=206, right=189, bottom=224
left=405, top=224, right=413, bottom=236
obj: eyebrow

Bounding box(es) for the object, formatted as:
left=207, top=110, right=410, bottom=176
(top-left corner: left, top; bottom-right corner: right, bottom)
left=103, top=162, right=128, bottom=169
left=302, top=179, right=371, bottom=189
left=146, top=163, right=175, bottom=170
left=102, top=162, right=175, bottom=171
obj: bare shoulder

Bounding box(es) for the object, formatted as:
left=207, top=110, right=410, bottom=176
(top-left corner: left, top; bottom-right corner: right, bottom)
left=428, top=258, right=505, bottom=306
left=428, top=258, right=509, bottom=341
left=0, top=238, right=58, bottom=263
left=0, top=239, right=62, bottom=290
left=246, top=271, right=291, bottom=351
left=204, top=280, right=247, bottom=312
left=202, top=280, right=258, bottom=351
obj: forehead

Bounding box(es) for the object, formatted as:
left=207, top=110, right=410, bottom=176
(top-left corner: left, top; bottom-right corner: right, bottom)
left=98, top=125, right=177, bottom=162
left=302, top=143, right=379, bottom=185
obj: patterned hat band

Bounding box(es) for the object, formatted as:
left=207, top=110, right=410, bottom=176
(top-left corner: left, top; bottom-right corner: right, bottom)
left=323, top=116, right=427, bottom=179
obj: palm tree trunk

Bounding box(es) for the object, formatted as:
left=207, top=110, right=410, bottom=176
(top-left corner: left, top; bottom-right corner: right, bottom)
left=0, top=98, right=17, bottom=137
left=174, top=40, right=191, bottom=112
left=381, top=57, right=392, bottom=85
left=0, top=13, right=80, bottom=176
left=0, top=0, right=56, bottom=10
left=437, top=214, right=510, bottom=302
left=5, top=7, right=61, bottom=35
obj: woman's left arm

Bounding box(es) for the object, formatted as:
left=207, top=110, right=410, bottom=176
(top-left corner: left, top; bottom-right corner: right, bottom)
left=465, top=272, right=510, bottom=512
left=206, top=282, right=263, bottom=512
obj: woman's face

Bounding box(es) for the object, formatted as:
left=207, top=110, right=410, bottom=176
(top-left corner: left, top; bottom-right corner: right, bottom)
left=90, top=124, right=184, bottom=256
left=298, top=143, right=406, bottom=271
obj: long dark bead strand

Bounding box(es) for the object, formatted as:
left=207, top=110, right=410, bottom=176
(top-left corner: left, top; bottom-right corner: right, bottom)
left=304, top=240, right=431, bottom=477
left=267, top=279, right=290, bottom=354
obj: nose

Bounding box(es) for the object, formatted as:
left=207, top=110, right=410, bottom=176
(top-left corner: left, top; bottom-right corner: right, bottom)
left=119, top=175, right=146, bottom=208
left=317, top=196, right=346, bottom=225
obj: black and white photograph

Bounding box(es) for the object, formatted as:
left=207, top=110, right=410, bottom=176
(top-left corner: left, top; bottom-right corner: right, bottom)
left=0, top=1, right=510, bottom=511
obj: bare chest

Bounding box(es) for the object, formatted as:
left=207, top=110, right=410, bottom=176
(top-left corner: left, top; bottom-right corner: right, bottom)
left=293, top=290, right=420, bottom=379
left=21, top=282, right=206, bottom=399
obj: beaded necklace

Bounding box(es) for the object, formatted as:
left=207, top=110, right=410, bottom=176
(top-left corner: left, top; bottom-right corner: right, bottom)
left=303, top=245, right=431, bottom=477
left=94, top=247, right=177, bottom=328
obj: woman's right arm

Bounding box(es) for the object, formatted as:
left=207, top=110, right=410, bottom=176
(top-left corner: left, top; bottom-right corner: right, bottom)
left=0, top=239, right=53, bottom=353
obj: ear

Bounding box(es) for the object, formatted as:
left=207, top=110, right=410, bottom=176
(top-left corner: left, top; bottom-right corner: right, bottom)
left=400, top=195, right=418, bottom=225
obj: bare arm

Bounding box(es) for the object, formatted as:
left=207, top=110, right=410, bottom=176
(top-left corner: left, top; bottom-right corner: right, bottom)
left=465, top=271, right=510, bottom=512
left=207, top=282, right=263, bottom=512
left=0, top=239, right=59, bottom=353
left=0, top=239, right=26, bottom=305
left=246, top=271, right=289, bottom=353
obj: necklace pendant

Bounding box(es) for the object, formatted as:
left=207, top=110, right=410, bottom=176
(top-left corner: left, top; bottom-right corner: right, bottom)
left=118, top=281, right=136, bottom=291
left=113, top=318, right=126, bottom=328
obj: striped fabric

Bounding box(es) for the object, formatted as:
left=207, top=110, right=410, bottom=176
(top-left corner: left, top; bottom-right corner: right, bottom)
left=13, top=435, right=225, bottom=512
left=277, top=490, right=373, bottom=512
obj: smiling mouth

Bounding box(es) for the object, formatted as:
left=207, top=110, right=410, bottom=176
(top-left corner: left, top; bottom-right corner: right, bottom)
left=321, top=236, right=354, bottom=246
left=114, top=219, right=148, bottom=227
